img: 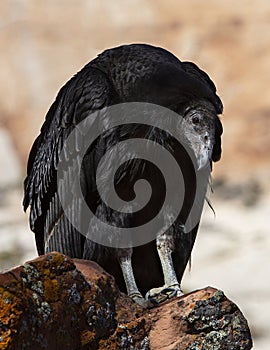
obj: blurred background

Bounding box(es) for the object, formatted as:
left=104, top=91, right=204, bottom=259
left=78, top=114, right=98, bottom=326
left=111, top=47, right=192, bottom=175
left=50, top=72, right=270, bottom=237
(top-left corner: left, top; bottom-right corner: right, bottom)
left=0, top=0, right=269, bottom=348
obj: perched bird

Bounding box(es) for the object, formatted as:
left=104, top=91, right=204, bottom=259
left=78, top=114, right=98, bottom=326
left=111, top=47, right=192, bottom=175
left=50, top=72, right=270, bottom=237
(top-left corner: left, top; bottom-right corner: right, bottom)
left=23, top=44, right=223, bottom=307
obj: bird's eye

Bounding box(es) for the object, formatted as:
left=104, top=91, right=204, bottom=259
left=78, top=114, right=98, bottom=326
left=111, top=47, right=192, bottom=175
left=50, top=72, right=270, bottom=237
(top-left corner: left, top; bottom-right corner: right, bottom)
left=192, top=116, right=200, bottom=125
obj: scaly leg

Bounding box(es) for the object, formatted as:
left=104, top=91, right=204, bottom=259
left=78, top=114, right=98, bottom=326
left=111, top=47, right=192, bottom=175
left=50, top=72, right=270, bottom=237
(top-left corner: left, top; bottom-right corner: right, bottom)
left=146, top=231, right=183, bottom=304
left=118, top=249, right=148, bottom=307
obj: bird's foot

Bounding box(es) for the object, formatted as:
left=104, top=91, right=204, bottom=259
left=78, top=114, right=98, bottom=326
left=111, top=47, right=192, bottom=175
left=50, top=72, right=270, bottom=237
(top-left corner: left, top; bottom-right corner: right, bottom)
left=145, top=283, right=183, bottom=306
left=129, top=291, right=149, bottom=308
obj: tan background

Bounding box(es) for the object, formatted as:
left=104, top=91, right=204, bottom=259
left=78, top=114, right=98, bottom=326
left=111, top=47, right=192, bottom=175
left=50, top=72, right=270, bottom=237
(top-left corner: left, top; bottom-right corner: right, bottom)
left=0, top=1, right=269, bottom=348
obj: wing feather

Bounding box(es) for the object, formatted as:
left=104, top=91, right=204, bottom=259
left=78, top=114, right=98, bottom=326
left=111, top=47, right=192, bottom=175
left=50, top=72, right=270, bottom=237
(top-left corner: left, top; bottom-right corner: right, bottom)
left=23, top=65, right=117, bottom=255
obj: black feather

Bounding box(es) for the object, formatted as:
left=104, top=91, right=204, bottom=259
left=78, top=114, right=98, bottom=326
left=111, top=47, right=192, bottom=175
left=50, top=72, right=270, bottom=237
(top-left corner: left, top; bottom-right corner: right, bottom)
left=23, top=43, right=223, bottom=295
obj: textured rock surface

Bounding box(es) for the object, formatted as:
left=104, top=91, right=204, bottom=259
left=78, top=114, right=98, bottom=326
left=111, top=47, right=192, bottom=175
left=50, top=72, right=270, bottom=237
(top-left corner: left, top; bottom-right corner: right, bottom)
left=149, top=288, right=252, bottom=350
left=0, top=253, right=252, bottom=350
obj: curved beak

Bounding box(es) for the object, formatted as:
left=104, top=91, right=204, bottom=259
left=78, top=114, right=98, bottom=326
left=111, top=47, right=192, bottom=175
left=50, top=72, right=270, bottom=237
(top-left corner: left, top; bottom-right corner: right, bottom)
left=197, top=147, right=212, bottom=170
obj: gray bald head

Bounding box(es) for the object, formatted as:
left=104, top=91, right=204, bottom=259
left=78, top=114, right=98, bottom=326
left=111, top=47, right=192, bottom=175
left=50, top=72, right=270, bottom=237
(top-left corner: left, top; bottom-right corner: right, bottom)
left=179, top=99, right=217, bottom=170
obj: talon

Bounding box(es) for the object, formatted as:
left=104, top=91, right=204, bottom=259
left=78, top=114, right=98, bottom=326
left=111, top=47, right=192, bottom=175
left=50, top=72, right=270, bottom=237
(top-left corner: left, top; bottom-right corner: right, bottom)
left=145, top=283, right=183, bottom=305
left=150, top=294, right=168, bottom=304
left=147, top=297, right=160, bottom=308
left=133, top=297, right=150, bottom=308
left=128, top=292, right=149, bottom=308
left=160, top=287, right=177, bottom=296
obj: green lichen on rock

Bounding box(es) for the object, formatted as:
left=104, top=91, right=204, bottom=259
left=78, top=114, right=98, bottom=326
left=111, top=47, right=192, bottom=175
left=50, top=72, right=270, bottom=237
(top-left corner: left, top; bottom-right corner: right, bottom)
left=100, top=317, right=149, bottom=350
left=184, top=289, right=252, bottom=350
left=186, top=292, right=229, bottom=331
left=68, top=283, right=81, bottom=304
left=187, top=341, right=201, bottom=350
left=86, top=301, right=116, bottom=338
left=202, top=330, right=227, bottom=349
left=21, top=263, right=44, bottom=295
left=37, top=301, right=51, bottom=322
left=0, top=255, right=252, bottom=350
left=140, top=336, right=150, bottom=350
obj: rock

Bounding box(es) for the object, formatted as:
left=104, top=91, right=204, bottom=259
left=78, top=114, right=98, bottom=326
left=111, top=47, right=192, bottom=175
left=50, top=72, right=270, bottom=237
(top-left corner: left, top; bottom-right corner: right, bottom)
left=0, top=252, right=148, bottom=350
left=148, top=288, right=252, bottom=350
left=0, top=252, right=252, bottom=349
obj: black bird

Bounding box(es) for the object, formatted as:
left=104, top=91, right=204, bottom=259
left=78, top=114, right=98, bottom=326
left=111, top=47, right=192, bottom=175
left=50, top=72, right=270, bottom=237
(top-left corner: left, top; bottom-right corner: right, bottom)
left=23, top=44, right=223, bottom=306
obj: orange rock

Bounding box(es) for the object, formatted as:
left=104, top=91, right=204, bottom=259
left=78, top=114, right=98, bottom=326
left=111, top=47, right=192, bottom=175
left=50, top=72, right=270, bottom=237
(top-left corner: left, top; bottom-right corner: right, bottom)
left=0, top=253, right=252, bottom=350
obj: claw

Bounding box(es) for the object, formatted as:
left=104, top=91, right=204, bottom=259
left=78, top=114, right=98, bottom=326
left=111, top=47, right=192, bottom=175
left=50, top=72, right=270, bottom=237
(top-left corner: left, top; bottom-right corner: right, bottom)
left=160, top=287, right=177, bottom=296
left=145, top=284, right=183, bottom=305
left=129, top=292, right=149, bottom=308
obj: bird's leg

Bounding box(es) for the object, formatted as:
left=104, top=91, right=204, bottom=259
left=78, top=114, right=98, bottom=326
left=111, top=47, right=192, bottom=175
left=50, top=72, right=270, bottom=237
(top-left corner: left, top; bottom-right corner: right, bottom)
left=117, top=249, right=148, bottom=307
left=146, top=231, right=183, bottom=304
